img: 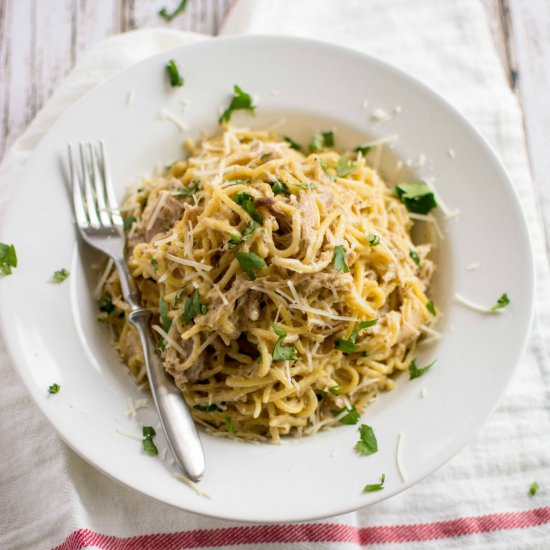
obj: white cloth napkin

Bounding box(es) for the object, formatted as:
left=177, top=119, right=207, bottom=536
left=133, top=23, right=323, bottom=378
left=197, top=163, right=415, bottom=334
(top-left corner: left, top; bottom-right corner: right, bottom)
left=1, top=1, right=549, bottom=549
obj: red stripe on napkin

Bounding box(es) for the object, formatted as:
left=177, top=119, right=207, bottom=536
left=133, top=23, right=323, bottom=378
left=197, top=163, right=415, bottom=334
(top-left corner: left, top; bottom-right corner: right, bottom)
left=55, top=506, right=550, bottom=549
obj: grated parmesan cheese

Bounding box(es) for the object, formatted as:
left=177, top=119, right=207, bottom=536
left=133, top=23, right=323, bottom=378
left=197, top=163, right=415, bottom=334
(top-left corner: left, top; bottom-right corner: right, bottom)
left=94, top=258, right=114, bottom=299
left=466, top=262, right=480, bottom=271
left=126, top=89, right=135, bottom=106
left=146, top=190, right=170, bottom=232
left=421, top=387, right=428, bottom=399
left=158, top=109, right=189, bottom=132
left=152, top=324, right=190, bottom=357
left=454, top=293, right=504, bottom=314
left=116, top=429, right=142, bottom=441
left=448, top=148, right=456, bottom=158
left=371, top=108, right=391, bottom=123
left=396, top=432, right=407, bottom=482
left=174, top=473, right=211, bottom=498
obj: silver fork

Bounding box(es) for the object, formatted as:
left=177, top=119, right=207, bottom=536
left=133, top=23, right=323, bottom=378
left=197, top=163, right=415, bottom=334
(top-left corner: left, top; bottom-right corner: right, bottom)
left=68, top=141, right=205, bottom=482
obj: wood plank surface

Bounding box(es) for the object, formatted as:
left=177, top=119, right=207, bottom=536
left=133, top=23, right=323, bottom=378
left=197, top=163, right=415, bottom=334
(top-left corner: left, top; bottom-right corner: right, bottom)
left=0, top=0, right=231, bottom=160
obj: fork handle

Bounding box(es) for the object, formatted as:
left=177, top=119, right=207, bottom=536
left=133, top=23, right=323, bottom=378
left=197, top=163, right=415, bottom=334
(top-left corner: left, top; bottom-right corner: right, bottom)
left=128, top=309, right=205, bottom=481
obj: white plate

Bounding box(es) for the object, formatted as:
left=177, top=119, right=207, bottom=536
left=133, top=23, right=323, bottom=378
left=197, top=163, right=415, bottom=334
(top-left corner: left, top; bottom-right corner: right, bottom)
left=0, top=35, right=534, bottom=522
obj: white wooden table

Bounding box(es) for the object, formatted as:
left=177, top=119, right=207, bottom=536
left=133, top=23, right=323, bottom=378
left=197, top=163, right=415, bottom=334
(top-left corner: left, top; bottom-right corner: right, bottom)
left=1, top=0, right=548, bottom=256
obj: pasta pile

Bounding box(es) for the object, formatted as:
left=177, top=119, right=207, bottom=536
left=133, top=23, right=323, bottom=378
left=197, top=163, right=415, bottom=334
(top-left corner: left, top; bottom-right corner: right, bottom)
left=103, top=127, right=435, bottom=442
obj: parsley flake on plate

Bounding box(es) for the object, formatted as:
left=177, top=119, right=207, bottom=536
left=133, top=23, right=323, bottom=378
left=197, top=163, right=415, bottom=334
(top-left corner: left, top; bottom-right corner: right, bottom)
left=142, top=426, right=158, bottom=456
left=332, top=405, right=360, bottom=425
left=490, top=292, right=510, bottom=311
left=219, top=85, right=255, bottom=124
left=228, top=221, right=259, bottom=249
left=0, top=243, right=17, bottom=275
left=284, top=136, right=302, bottom=151
left=409, top=358, right=437, bottom=380
left=426, top=300, right=437, bottom=316
left=409, top=249, right=420, bottom=266
left=166, top=59, right=184, bottom=87
left=182, top=289, right=208, bottom=324
left=363, top=473, right=385, bottom=493
left=272, top=324, right=298, bottom=361
left=234, top=251, right=266, bottom=280
left=309, top=131, right=334, bottom=152
left=48, top=383, right=61, bottom=395
left=333, top=245, right=349, bottom=273
left=335, top=156, right=355, bottom=177
left=52, top=268, right=70, bottom=283
left=158, top=0, right=188, bottom=22
left=355, top=424, right=378, bottom=456
left=354, top=145, right=372, bottom=155
left=335, top=319, right=378, bottom=354
left=395, top=182, right=437, bottom=214
left=232, top=192, right=263, bottom=224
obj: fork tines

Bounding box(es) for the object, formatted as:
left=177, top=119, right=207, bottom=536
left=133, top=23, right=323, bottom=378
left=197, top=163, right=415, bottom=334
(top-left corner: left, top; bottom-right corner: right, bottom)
left=68, top=141, right=123, bottom=230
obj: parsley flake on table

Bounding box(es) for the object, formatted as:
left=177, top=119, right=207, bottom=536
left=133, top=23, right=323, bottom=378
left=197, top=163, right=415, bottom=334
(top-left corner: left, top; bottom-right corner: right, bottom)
left=363, top=474, right=385, bottom=493
left=333, top=245, right=349, bottom=273
left=232, top=192, right=263, bottom=224
left=409, top=358, right=437, bottom=380
left=52, top=268, right=70, bottom=283
left=174, top=179, right=200, bottom=196
left=335, top=319, right=378, bottom=354
left=228, top=221, right=258, bottom=249
left=284, top=136, right=302, bottom=151
left=158, top=0, right=188, bottom=22
left=272, top=324, right=298, bottom=361
left=234, top=251, right=266, bottom=280
left=166, top=59, right=184, bottom=87
left=182, top=290, right=208, bottom=324
left=142, top=426, right=158, bottom=456
left=219, top=85, right=255, bottom=124
left=490, top=292, right=510, bottom=311
left=335, top=156, right=355, bottom=177
left=529, top=481, right=540, bottom=496
left=332, top=405, right=360, bottom=425
left=367, top=234, right=380, bottom=247
left=355, top=424, right=378, bottom=456
left=0, top=243, right=17, bottom=275
left=48, top=383, right=61, bottom=395
left=426, top=300, right=437, bottom=316
left=395, top=182, right=437, bottom=214
left=309, top=131, right=334, bottom=152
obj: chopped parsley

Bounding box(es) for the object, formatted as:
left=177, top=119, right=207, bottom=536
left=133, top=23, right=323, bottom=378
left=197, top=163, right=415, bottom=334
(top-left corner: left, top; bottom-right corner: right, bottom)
left=151, top=258, right=159, bottom=273
left=490, top=293, right=510, bottom=311
left=426, top=300, right=437, bottom=316
left=173, top=288, right=185, bottom=306
left=52, top=268, right=70, bottom=283
left=219, top=85, right=255, bottom=124
left=0, top=243, right=17, bottom=275
left=332, top=405, right=360, bottom=425
left=159, top=298, right=172, bottom=333
left=395, top=182, right=437, bottom=214
left=409, top=358, right=437, bottom=380
left=166, top=59, right=184, bottom=87
left=284, top=136, right=302, bottom=151
left=335, top=319, right=378, bottom=354
left=182, top=290, right=208, bottom=324
left=319, top=158, right=335, bottom=182
left=328, top=386, right=341, bottom=395
left=409, top=249, right=421, bottom=266
left=354, top=145, right=372, bottom=155
left=232, top=192, right=263, bottom=224
left=271, top=179, right=290, bottom=195
left=367, top=234, right=380, bottom=247
left=193, top=403, right=223, bottom=412
left=309, top=131, right=334, bottom=152
left=260, top=152, right=272, bottom=161
left=295, top=182, right=317, bottom=191
left=123, top=215, right=137, bottom=231
left=226, top=179, right=250, bottom=186
left=224, top=416, right=237, bottom=434
left=335, top=156, right=355, bottom=177
left=48, top=383, right=61, bottom=395
left=355, top=424, right=378, bottom=456
left=174, top=179, right=200, bottom=196
left=158, top=0, right=188, bottom=21
left=529, top=481, right=539, bottom=496
left=363, top=474, right=385, bottom=493
left=142, top=426, right=158, bottom=456
left=228, top=221, right=258, bottom=249
left=234, top=251, right=266, bottom=280
left=272, top=325, right=298, bottom=361
left=333, top=245, right=349, bottom=273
